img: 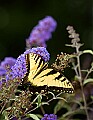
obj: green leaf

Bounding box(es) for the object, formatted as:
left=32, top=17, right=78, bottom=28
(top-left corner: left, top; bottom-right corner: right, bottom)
left=40, top=102, right=49, bottom=105
left=5, top=107, right=11, bottom=111
left=35, top=114, right=43, bottom=119
left=83, top=78, right=93, bottom=85
left=54, top=100, right=71, bottom=114
left=54, top=100, right=64, bottom=114
left=27, top=114, right=40, bottom=120
left=90, top=95, right=93, bottom=100
left=0, top=111, right=9, bottom=120
left=37, top=94, right=42, bottom=107
left=83, top=50, right=93, bottom=55
left=0, top=114, right=5, bottom=120
left=61, top=108, right=85, bottom=119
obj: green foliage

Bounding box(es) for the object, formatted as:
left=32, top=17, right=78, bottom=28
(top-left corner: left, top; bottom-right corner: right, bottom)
left=83, top=78, right=93, bottom=85
left=83, top=50, right=93, bottom=55
left=0, top=111, right=9, bottom=120
left=27, top=114, right=40, bottom=120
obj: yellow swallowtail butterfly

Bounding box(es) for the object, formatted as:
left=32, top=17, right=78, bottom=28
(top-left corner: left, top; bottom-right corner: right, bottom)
left=23, top=53, right=74, bottom=93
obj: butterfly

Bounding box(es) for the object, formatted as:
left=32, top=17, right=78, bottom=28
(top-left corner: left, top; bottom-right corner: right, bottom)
left=23, top=53, right=74, bottom=93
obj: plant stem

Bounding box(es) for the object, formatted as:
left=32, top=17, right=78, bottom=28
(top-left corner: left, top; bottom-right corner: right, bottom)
left=62, top=106, right=86, bottom=118
left=80, top=82, right=89, bottom=120
left=40, top=105, right=45, bottom=115
left=84, top=66, right=93, bottom=80
left=76, top=46, right=89, bottom=120
left=0, top=101, right=7, bottom=114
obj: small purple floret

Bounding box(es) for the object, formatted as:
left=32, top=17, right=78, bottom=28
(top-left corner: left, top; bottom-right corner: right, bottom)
left=41, top=114, right=57, bottom=120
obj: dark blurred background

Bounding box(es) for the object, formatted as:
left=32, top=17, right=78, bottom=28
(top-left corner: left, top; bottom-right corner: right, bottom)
left=0, top=0, right=92, bottom=63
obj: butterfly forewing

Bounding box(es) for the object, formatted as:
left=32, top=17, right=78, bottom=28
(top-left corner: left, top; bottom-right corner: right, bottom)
left=25, top=53, right=48, bottom=80
left=24, top=53, right=74, bottom=93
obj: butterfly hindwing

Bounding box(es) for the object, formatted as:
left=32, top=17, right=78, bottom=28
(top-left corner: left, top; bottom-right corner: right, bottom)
left=24, top=53, right=74, bottom=93
left=33, top=68, right=74, bottom=93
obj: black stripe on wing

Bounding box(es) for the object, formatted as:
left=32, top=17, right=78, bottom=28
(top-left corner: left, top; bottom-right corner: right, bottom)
left=48, top=86, right=74, bottom=93
left=22, top=54, right=30, bottom=84
left=28, top=85, right=74, bottom=94
left=31, top=54, right=48, bottom=79
left=33, top=53, right=45, bottom=69
left=38, top=69, right=57, bottom=78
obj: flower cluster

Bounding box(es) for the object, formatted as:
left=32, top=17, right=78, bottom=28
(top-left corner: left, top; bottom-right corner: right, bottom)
left=0, top=57, right=16, bottom=69
left=41, top=114, right=57, bottom=120
left=8, top=90, right=31, bottom=119
left=9, top=54, right=27, bottom=79
left=51, top=52, right=71, bottom=72
left=66, top=26, right=83, bottom=49
left=0, top=57, right=16, bottom=76
left=24, top=47, right=50, bottom=62
left=26, top=16, right=57, bottom=48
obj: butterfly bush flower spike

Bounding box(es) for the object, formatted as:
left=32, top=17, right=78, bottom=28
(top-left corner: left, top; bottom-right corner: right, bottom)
left=0, top=57, right=16, bottom=69
left=10, top=54, right=27, bottom=79
left=0, top=57, right=16, bottom=88
left=26, top=16, right=57, bottom=48
left=0, top=57, right=16, bottom=77
left=41, top=114, right=57, bottom=120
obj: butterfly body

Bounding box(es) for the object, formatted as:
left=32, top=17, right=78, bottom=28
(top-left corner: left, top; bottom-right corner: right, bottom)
left=23, top=53, right=74, bottom=93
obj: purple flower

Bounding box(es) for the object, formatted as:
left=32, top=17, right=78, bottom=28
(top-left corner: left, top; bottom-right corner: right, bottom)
left=10, top=54, right=27, bottom=79
left=39, top=16, right=57, bottom=32
left=0, top=57, right=16, bottom=78
left=0, top=67, right=8, bottom=88
left=41, top=114, right=57, bottom=120
left=0, top=57, right=16, bottom=69
left=8, top=47, right=50, bottom=80
left=26, top=16, right=57, bottom=48
left=0, top=57, right=16, bottom=87
left=0, top=66, right=6, bottom=76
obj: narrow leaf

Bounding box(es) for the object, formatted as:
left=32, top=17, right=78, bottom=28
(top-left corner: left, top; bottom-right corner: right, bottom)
left=83, top=50, right=93, bottom=55
left=83, top=78, right=93, bottom=85
left=54, top=100, right=70, bottom=114
left=27, top=114, right=40, bottom=120
left=90, top=95, right=93, bottom=100
left=37, top=94, right=42, bottom=106
left=1, top=111, right=9, bottom=120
